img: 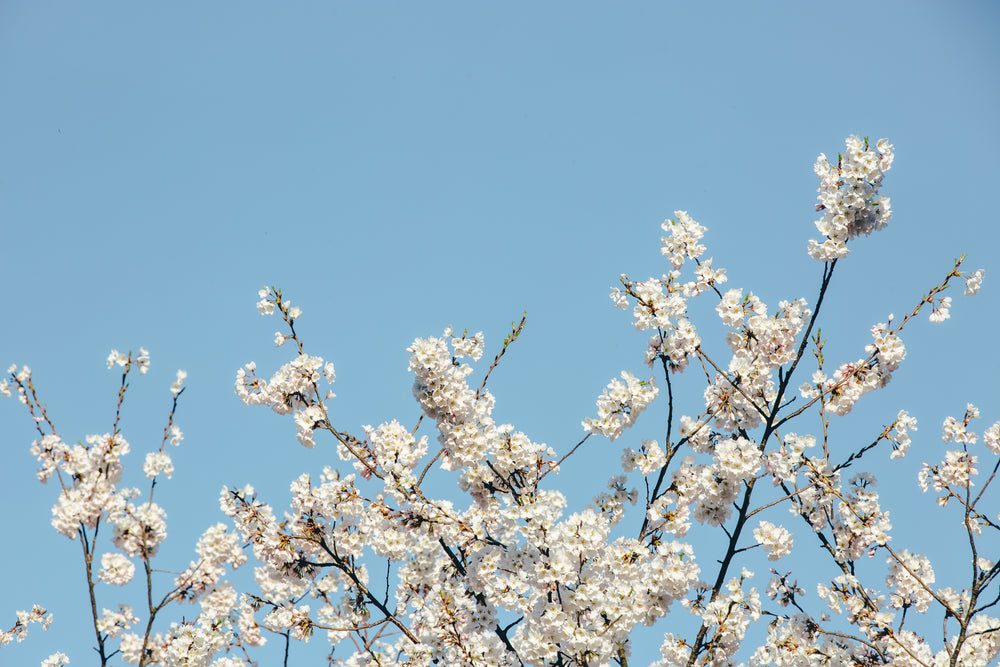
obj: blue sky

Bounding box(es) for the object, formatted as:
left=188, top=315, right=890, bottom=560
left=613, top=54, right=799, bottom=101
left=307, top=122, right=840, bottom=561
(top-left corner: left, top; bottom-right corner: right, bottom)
left=2, top=2, right=999, bottom=664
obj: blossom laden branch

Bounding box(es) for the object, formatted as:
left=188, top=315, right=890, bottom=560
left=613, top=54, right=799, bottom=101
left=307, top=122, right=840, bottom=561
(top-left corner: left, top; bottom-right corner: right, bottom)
left=4, top=135, right=997, bottom=667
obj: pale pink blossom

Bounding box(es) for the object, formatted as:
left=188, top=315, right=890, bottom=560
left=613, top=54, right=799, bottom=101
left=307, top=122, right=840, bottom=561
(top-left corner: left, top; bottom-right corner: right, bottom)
left=98, top=552, right=135, bottom=586
left=964, top=268, right=985, bottom=296
left=753, top=521, right=793, bottom=560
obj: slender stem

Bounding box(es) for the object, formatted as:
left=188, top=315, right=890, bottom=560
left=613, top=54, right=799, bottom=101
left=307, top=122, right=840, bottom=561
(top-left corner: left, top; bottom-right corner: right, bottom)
left=80, top=524, right=109, bottom=665
left=640, top=354, right=676, bottom=538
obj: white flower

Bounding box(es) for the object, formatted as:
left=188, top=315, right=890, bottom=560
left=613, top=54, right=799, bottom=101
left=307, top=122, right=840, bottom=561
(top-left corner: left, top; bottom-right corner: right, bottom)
left=41, top=653, right=70, bottom=667
left=143, top=451, right=174, bottom=479
left=450, top=331, right=485, bottom=361
left=111, top=502, right=168, bottom=558
left=582, top=371, right=658, bottom=441
left=929, top=296, right=952, bottom=323
left=170, top=370, right=187, bottom=397
left=610, top=286, right=628, bottom=309
left=964, top=269, right=985, bottom=296
left=210, top=658, right=245, bottom=667
left=0, top=605, right=51, bottom=646
left=661, top=210, right=707, bottom=269
left=984, top=422, right=1000, bottom=455
left=107, top=349, right=127, bottom=369
left=753, top=521, right=793, bottom=560
left=887, top=550, right=935, bottom=613
left=98, top=552, right=135, bottom=586
left=294, top=405, right=326, bottom=448
left=97, top=606, right=137, bottom=639
left=809, top=136, right=894, bottom=261
left=716, top=288, right=746, bottom=327
left=257, top=287, right=275, bottom=315
left=622, top=439, right=667, bottom=475
left=136, top=348, right=150, bottom=374
left=867, top=322, right=905, bottom=372
left=890, top=410, right=918, bottom=460
left=942, top=405, right=979, bottom=444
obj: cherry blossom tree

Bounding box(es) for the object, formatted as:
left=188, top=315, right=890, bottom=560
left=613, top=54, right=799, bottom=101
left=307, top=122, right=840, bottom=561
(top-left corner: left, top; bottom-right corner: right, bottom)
left=3, top=136, right=997, bottom=666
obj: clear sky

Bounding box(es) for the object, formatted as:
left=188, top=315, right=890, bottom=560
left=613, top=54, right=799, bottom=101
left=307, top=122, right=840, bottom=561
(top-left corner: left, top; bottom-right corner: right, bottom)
left=2, top=2, right=999, bottom=665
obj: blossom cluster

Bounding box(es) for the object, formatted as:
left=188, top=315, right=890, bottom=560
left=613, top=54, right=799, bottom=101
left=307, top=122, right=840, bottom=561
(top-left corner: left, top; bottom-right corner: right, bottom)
left=1, top=605, right=52, bottom=647
left=581, top=371, right=659, bottom=441
left=610, top=209, right=727, bottom=375
left=3, top=351, right=253, bottom=666
left=808, top=135, right=894, bottom=261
